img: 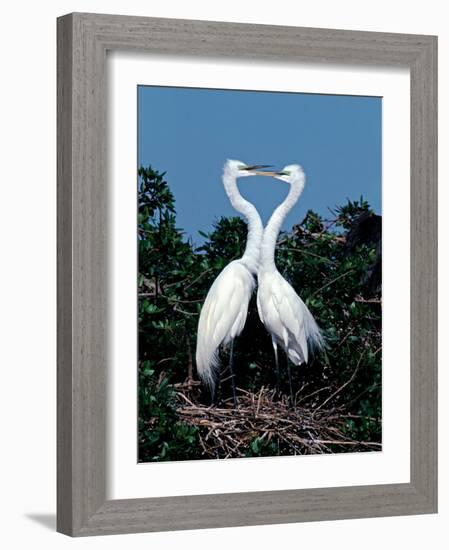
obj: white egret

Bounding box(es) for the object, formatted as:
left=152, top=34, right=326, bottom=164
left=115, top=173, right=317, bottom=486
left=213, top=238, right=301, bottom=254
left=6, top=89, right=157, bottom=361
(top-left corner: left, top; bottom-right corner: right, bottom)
left=256, top=165, right=324, bottom=403
left=195, top=159, right=270, bottom=405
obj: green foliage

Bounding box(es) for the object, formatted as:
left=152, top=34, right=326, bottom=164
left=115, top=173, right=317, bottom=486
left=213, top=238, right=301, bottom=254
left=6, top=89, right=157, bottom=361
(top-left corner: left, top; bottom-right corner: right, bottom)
left=198, top=216, right=248, bottom=267
left=138, top=361, right=200, bottom=462
left=333, top=196, right=373, bottom=229
left=138, top=165, right=382, bottom=461
left=245, top=436, right=279, bottom=458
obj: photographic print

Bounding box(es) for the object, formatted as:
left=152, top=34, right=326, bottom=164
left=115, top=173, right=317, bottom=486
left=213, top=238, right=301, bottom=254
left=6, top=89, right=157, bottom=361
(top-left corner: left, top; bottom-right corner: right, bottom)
left=137, top=86, right=382, bottom=463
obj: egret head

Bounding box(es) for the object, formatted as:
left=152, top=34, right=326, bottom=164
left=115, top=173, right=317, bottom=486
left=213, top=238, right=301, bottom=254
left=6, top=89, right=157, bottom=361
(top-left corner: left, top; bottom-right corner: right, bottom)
left=277, top=164, right=303, bottom=182
left=224, top=159, right=273, bottom=178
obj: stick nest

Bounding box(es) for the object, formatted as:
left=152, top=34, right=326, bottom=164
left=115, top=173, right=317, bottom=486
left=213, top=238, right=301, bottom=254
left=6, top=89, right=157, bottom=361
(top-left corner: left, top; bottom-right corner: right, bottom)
left=174, top=382, right=381, bottom=459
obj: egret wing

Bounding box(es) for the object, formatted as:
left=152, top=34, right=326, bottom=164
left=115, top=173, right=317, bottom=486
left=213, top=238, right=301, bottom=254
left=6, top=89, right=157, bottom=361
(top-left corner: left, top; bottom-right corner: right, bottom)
left=272, top=275, right=308, bottom=364
left=196, top=261, right=254, bottom=387
left=258, top=271, right=311, bottom=365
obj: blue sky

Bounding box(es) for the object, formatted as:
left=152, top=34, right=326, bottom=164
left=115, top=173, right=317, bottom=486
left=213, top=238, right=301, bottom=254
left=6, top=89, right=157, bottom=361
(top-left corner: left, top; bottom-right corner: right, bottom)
left=138, top=86, right=381, bottom=246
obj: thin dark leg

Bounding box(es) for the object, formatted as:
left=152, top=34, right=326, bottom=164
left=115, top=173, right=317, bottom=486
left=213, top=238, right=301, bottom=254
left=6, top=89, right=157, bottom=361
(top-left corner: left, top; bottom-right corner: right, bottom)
left=272, top=338, right=280, bottom=395
left=210, top=365, right=221, bottom=406
left=286, top=357, right=294, bottom=407
left=228, top=340, right=237, bottom=408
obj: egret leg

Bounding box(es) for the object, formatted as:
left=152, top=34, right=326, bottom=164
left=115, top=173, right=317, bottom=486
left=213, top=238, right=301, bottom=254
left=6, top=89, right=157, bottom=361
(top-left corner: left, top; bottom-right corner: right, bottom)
left=228, top=340, right=237, bottom=408
left=286, top=358, right=294, bottom=407
left=272, top=338, right=280, bottom=395
left=210, top=366, right=221, bottom=406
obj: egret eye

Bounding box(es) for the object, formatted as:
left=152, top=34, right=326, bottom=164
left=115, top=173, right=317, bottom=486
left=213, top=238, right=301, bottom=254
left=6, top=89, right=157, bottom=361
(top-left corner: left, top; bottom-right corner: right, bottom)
left=238, top=164, right=247, bottom=170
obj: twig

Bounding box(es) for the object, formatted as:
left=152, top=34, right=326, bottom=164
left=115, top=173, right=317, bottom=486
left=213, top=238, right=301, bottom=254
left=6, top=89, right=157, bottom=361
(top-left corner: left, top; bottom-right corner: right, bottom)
left=297, top=386, right=331, bottom=405
left=337, top=326, right=356, bottom=348
left=255, top=387, right=263, bottom=417
left=173, top=304, right=199, bottom=316
left=314, top=346, right=382, bottom=413
left=184, top=268, right=214, bottom=290
left=313, top=439, right=382, bottom=447
left=281, top=248, right=336, bottom=265
left=310, top=269, right=355, bottom=298
left=172, top=386, right=381, bottom=459
left=354, top=296, right=381, bottom=304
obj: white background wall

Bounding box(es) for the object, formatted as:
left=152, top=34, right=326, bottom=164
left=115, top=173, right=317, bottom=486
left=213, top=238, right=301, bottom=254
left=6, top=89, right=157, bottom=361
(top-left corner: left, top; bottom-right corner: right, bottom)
left=0, top=1, right=445, bottom=547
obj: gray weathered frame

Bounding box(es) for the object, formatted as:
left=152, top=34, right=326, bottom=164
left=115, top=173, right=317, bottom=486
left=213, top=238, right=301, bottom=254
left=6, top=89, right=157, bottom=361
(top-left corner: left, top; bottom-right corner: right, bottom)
left=57, top=12, right=438, bottom=537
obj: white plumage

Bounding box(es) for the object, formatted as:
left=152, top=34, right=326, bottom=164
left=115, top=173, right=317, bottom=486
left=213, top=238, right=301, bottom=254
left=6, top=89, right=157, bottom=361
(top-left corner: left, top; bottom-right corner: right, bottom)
left=195, top=160, right=266, bottom=392
left=196, top=260, right=255, bottom=388
left=196, top=160, right=324, bottom=402
left=257, top=269, right=323, bottom=366
left=257, top=165, right=324, bottom=378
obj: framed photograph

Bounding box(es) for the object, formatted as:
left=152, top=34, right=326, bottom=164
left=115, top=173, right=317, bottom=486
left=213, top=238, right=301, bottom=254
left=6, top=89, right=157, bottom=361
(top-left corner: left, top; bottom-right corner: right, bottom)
left=57, top=12, right=437, bottom=536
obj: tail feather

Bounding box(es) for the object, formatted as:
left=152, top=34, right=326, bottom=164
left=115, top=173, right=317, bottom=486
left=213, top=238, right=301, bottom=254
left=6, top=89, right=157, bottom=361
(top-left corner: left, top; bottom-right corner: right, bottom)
left=195, top=335, right=220, bottom=391
left=302, top=303, right=325, bottom=355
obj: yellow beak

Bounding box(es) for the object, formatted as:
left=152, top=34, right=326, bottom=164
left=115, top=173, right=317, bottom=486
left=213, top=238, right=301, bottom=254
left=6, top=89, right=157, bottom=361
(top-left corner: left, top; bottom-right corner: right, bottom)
left=252, top=171, right=280, bottom=177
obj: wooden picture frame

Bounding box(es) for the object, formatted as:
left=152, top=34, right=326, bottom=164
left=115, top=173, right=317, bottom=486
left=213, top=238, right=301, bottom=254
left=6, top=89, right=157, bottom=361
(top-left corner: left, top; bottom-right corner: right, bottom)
left=57, top=12, right=438, bottom=536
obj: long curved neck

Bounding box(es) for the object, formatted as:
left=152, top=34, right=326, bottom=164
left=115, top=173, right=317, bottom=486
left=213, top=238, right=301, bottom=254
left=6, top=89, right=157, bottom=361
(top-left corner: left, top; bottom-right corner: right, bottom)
left=260, top=174, right=305, bottom=272
left=222, top=170, right=263, bottom=274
